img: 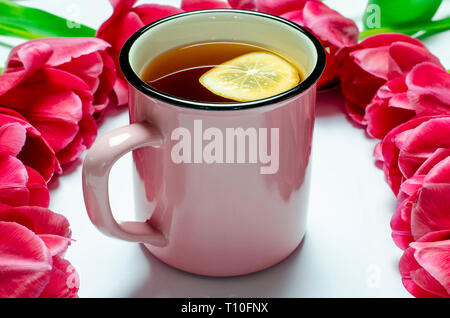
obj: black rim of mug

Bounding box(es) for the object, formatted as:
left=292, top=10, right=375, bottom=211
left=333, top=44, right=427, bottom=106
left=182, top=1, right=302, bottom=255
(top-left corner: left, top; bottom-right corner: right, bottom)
left=119, top=9, right=327, bottom=111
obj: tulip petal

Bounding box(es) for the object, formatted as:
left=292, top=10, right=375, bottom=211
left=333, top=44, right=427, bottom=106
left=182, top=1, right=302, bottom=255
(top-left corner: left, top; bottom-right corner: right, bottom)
left=58, top=52, right=103, bottom=94
left=339, top=33, right=439, bottom=121
left=39, top=257, right=79, bottom=298
left=365, top=62, right=450, bottom=139
left=302, top=1, right=358, bottom=47
left=2, top=42, right=53, bottom=86
left=391, top=190, right=418, bottom=250
left=25, top=166, right=50, bottom=207
left=227, top=0, right=257, bottom=10
left=410, top=158, right=450, bottom=239
left=364, top=75, right=413, bottom=139
left=378, top=116, right=443, bottom=194
left=410, top=268, right=449, bottom=298
left=38, top=235, right=71, bottom=257
left=416, top=148, right=450, bottom=176
left=340, top=56, right=386, bottom=107
left=0, top=107, right=60, bottom=181
left=0, top=123, right=26, bottom=157
left=360, top=33, right=426, bottom=50
left=0, top=222, right=52, bottom=298
left=345, top=102, right=366, bottom=125
left=0, top=155, right=29, bottom=207
left=98, top=11, right=144, bottom=51
left=398, top=117, right=450, bottom=179
left=112, top=78, right=129, bottom=107
left=399, top=230, right=450, bottom=298
left=399, top=245, right=438, bottom=297
left=11, top=38, right=110, bottom=68
left=281, top=10, right=304, bottom=25
left=407, top=62, right=450, bottom=107
left=93, top=51, right=117, bottom=112
left=257, top=0, right=312, bottom=15
left=182, top=0, right=230, bottom=10
left=350, top=46, right=390, bottom=80
left=229, top=0, right=313, bottom=14
left=0, top=206, right=71, bottom=238
left=134, top=4, right=183, bottom=24
left=388, top=43, right=443, bottom=80
left=411, top=239, right=450, bottom=294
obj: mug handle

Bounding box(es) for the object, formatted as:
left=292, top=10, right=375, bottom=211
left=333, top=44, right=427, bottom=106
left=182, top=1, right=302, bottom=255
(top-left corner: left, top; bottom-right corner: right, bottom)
left=82, top=122, right=167, bottom=247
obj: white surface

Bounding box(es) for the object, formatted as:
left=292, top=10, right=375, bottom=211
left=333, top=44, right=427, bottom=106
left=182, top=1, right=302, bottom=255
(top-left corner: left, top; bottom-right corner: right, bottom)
left=1, top=0, right=449, bottom=298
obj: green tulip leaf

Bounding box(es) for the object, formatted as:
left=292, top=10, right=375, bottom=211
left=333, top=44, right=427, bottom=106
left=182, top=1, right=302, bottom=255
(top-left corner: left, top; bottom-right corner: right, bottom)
left=0, top=0, right=96, bottom=39
left=0, top=21, right=45, bottom=39
left=360, top=16, right=450, bottom=40
left=363, top=0, right=443, bottom=29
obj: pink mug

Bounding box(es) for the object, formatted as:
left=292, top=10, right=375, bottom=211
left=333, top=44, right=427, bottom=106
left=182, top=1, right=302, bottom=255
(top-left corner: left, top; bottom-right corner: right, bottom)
left=82, top=9, right=325, bottom=276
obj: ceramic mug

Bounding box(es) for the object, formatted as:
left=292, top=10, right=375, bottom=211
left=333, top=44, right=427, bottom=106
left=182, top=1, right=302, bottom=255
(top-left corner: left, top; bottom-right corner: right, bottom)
left=82, top=9, right=325, bottom=276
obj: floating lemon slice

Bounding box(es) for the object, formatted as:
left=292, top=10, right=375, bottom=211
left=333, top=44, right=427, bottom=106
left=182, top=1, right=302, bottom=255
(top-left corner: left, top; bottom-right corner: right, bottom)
left=199, top=52, right=300, bottom=102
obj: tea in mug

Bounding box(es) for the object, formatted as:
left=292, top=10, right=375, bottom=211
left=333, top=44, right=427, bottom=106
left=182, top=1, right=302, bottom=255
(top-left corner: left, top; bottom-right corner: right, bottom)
left=141, top=41, right=304, bottom=103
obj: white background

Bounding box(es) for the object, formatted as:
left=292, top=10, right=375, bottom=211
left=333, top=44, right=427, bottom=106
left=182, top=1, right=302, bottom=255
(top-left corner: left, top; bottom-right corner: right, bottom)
left=1, top=0, right=449, bottom=297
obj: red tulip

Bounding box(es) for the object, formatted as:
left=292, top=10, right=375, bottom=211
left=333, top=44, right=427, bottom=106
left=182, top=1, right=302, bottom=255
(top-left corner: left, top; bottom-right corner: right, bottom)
left=0, top=39, right=115, bottom=165
left=0, top=107, right=59, bottom=182
left=365, top=62, right=450, bottom=139
left=339, top=33, right=443, bottom=124
left=399, top=230, right=450, bottom=298
left=97, top=0, right=183, bottom=99
left=182, top=0, right=230, bottom=11
left=0, top=206, right=78, bottom=298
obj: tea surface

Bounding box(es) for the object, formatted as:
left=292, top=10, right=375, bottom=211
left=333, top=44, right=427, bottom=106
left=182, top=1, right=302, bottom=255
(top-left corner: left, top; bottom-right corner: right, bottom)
left=141, top=41, right=302, bottom=103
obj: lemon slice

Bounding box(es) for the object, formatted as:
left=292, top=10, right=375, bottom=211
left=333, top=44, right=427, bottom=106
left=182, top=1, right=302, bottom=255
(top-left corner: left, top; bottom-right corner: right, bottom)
left=199, top=51, right=300, bottom=102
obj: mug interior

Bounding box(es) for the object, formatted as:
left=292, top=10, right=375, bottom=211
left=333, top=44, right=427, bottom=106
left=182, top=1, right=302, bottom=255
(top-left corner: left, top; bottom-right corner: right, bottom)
left=121, top=9, right=325, bottom=110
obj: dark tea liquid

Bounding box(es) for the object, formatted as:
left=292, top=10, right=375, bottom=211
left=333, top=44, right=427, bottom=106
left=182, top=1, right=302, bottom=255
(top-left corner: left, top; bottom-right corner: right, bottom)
left=141, top=41, right=303, bottom=103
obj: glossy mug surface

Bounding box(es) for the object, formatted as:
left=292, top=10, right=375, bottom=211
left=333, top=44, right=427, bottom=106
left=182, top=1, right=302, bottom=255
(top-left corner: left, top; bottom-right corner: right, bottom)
left=82, top=9, right=325, bottom=276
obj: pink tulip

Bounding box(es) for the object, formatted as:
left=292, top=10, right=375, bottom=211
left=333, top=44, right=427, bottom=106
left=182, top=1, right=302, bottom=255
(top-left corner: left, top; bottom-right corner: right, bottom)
left=97, top=0, right=183, bottom=99
left=365, top=62, right=450, bottom=139
left=0, top=154, right=49, bottom=207
left=339, top=34, right=443, bottom=124
left=399, top=230, right=450, bottom=298
left=281, top=1, right=359, bottom=89
left=0, top=107, right=59, bottom=182
left=228, top=0, right=317, bottom=15
left=376, top=116, right=450, bottom=195
left=5, top=37, right=121, bottom=116
left=0, top=38, right=117, bottom=165
left=393, top=154, right=450, bottom=250
left=182, top=0, right=230, bottom=11
left=228, top=0, right=257, bottom=10
left=0, top=206, right=78, bottom=298
left=0, top=222, right=52, bottom=298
